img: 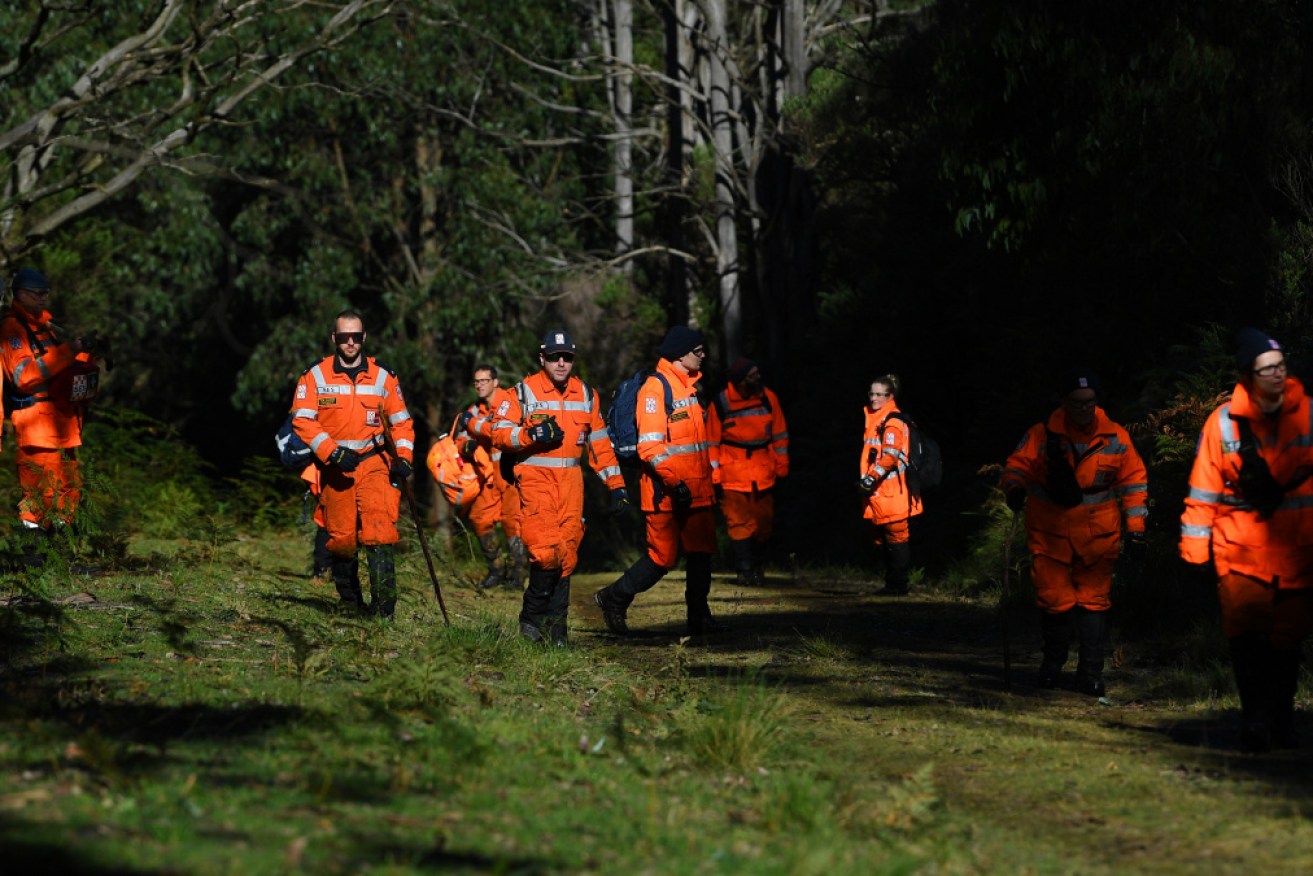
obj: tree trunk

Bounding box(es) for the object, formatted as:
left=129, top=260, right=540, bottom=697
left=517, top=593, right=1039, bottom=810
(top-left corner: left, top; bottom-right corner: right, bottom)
left=703, top=0, right=741, bottom=358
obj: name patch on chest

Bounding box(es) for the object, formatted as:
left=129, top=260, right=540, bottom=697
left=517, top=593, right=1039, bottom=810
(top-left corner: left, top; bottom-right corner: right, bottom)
left=670, top=410, right=690, bottom=422
left=319, top=397, right=338, bottom=407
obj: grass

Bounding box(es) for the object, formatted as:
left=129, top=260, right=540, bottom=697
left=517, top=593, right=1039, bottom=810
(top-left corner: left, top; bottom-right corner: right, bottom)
left=1, top=523, right=1313, bottom=874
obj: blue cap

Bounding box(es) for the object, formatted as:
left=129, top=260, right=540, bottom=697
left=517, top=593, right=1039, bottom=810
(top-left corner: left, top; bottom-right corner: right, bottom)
left=11, top=268, right=49, bottom=291
left=540, top=328, right=576, bottom=355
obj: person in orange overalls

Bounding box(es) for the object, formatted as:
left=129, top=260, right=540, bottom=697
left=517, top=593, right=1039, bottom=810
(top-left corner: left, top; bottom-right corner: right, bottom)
left=291, top=310, right=415, bottom=618
left=1002, top=368, right=1148, bottom=697
left=0, top=268, right=101, bottom=567
left=1181, top=329, right=1313, bottom=751
left=461, top=364, right=527, bottom=589
left=594, top=326, right=723, bottom=636
left=858, top=374, right=923, bottom=597
left=490, top=329, right=627, bottom=645
left=708, top=357, right=788, bottom=585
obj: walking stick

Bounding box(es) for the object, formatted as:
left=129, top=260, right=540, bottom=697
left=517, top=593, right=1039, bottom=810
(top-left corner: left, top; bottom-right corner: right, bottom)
left=1001, top=509, right=1021, bottom=691
left=380, top=416, right=450, bottom=625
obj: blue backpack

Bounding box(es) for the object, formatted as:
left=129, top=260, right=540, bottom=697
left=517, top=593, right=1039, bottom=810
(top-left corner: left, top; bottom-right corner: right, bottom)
left=606, top=370, right=674, bottom=465
left=275, top=414, right=315, bottom=470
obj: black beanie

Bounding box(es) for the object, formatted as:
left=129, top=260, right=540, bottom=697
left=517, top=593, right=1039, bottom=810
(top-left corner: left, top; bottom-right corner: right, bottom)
left=1059, top=367, right=1101, bottom=398
left=727, top=357, right=757, bottom=383
left=658, top=326, right=704, bottom=360
left=1235, top=327, right=1281, bottom=370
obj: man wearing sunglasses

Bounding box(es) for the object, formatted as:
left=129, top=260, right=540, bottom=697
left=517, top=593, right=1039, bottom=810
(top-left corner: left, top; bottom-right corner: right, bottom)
left=1182, top=328, right=1313, bottom=751
left=594, top=326, right=724, bottom=637
left=290, top=310, right=415, bottom=618
left=0, top=268, right=101, bottom=568
left=1001, top=367, right=1148, bottom=698
left=489, top=329, right=626, bottom=645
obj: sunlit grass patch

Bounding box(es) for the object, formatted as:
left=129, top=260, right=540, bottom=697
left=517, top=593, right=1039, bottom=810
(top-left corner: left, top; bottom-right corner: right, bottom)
left=679, top=677, right=791, bottom=773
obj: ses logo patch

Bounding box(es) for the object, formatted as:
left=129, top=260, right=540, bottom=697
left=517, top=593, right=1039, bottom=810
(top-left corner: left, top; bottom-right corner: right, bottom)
left=645, top=398, right=657, bottom=414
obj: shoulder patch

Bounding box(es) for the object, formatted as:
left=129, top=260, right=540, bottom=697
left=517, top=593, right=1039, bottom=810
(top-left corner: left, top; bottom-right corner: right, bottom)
left=7, top=335, right=22, bottom=351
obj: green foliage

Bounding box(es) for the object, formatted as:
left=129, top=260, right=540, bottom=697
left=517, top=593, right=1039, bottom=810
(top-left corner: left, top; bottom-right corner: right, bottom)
left=678, top=675, right=790, bottom=773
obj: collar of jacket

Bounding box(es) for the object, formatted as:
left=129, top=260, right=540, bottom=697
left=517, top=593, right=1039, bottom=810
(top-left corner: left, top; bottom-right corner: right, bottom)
left=726, top=382, right=764, bottom=406
left=657, top=356, right=700, bottom=391
left=10, top=302, right=51, bottom=329
left=865, top=399, right=895, bottom=425
left=332, top=354, right=372, bottom=381
left=1229, top=375, right=1305, bottom=421
left=1046, top=404, right=1113, bottom=438
left=529, top=369, right=581, bottom=398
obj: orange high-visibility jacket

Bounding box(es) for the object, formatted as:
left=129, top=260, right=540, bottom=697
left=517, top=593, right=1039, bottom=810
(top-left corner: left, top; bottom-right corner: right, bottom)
left=861, top=400, right=924, bottom=525
left=1002, top=406, right=1147, bottom=564
left=426, top=432, right=493, bottom=511
left=0, top=304, right=91, bottom=448
left=1180, top=378, right=1313, bottom=587
left=489, top=370, right=623, bottom=493
left=469, top=386, right=518, bottom=491
left=291, top=354, right=415, bottom=465
left=707, top=383, right=789, bottom=492
left=637, top=358, right=714, bottom=512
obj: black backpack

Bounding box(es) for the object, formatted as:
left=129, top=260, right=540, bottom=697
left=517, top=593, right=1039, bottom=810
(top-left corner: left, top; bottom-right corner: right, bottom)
left=880, top=412, right=942, bottom=498
left=606, top=370, right=673, bottom=465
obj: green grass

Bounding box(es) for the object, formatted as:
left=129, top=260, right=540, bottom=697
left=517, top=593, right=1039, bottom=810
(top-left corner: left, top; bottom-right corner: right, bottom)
left=1, top=525, right=1312, bottom=874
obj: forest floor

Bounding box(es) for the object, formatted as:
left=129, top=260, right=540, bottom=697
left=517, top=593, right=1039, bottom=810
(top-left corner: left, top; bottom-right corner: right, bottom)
left=1, top=532, right=1311, bottom=874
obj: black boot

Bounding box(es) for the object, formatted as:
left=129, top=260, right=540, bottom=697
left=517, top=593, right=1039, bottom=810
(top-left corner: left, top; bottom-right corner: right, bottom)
left=365, top=544, right=397, bottom=619
left=685, top=552, right=727, bottom=634
left=312, top=526, right=332, bottom=579
left=750, top=540, right=768, bottom=586
left=521, top=566, right=561, bottom=641
left=20, top=526, right=48, bottom=570
left=730, top=539, right=754, bottom=586
left=545, top=575, right=571, bottom=647
left=1269, top=647, right=1301, bottom=749
left=1039, top=609, right=1075, bottom=688
left=1075, top=607, right=1108, bottom=697
left=1229, top=633, right=1272, bottom=752
left=505, top=536, right=528, bottom=590
left=875, top=542, right=911, bottom=596
left=331, top=554, right=366, bottom=610
left=594, top=555, right=666, bottom=636
left=477, top=532, right=503, bottom=590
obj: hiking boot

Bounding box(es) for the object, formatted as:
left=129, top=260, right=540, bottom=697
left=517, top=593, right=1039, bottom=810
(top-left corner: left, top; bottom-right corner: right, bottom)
left=1038, top=661, right=1063, bottom=689
left=1074, top=675, right=1106, bottom=698
left=688, top=612, right=729, bottom=636
left=520, top=620, right=545, bottom=643
left=547, top=621, right=569, bottom=648
left=593, top=587, right=630, bottom=636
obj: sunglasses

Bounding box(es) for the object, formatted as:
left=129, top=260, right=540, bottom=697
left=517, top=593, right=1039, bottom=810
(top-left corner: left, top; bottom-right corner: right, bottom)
left=544, top=352, right=575, bottom=363
left=334, top=332, right=364, bottom=344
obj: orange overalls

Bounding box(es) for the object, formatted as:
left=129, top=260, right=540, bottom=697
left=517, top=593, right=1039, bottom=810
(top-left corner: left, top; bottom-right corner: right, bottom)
left=470, top=388, right=521, bottom=539
left=0, top=303, right=97, bottom=529
left=708, top=383, right=788, bottom=543
left=1002, top=406, right=1147, bottom=613
left=637, top=358, right=716, bottom=567
left=490, top=370, right=623, bottom=576
left=861, top=400, right=923, bottom=544
left=291, top=354, right=415, bottom=556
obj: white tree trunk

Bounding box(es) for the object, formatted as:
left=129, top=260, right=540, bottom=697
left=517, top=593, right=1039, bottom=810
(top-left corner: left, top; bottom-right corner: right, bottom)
left=612, top=0, right=635, bottom=274
left=702, top=0, right=741, bottom=356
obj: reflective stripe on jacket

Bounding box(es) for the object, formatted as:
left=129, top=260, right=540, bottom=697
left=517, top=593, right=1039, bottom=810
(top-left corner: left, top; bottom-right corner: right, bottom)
left=1180, top=377, right=1313, bottom=587
left=0, top=304, right=83, bottom=448
left=708, top=384, right=788, bottom=492
left=291, top=354, right=415, bottom=464
left=861, top=400, right=922, bottom=525
left=638, top=358, right=714, bottom=512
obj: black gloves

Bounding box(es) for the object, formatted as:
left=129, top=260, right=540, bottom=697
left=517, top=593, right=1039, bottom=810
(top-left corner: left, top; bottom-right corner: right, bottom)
left=670, top=481, right=693, bottom=511
left=1006, top=487, right=1027, bottom=512
left=609, top=487, right=631, bottom=515
left=328, top=446, right=361, bottom=472
left=527, top=416, right=564, bottom=446
left=1124, top=532, right=1148, bottom=563
left=77, top=332, right=99, bottom=354
left=458, top=410, right=475, bottom=431
left=390, top=458, right=413, bottom=483
left=858, top=474, right=876, bottom=494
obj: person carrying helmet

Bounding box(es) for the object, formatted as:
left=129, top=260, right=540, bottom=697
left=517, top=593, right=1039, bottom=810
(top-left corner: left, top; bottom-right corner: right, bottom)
left=859, top=374, right=923, bottom=596
left=489, top=329, right=627, bottom=645
left=290, top=310, right=415, bottom=619
left=460, top=364, right=527, bottom=589
left=1002, top=368, right=1148, bottom=697
left=594, top=326, right=723, bottom=636
left=708, top=357, right=788, bottom=585
left=0, top=268, right=102, bottom=566
left=1181, top=328, right=1313, bottom=751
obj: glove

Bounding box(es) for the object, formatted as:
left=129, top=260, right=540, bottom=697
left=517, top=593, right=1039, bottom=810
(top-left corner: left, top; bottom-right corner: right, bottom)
left=858, top=474, right=876, bottom=494
left=390, top=458, right=413, bottom=483
left=1005, top=487, right=1027, bottom=512
left=608, top=487, right=631, bottom=516
left=77, top=332, right=99, bottom=354
left=458, top=410, right=475, bottom=431
left=670, top=481, right=693, bottom=511
left=328, top=446, right=361, bottom=473
left=1124, top=532, right=1148, bottom=564
left=714, top=483, right=724, bottom=502
left=527, top=416, right=564, bottom=446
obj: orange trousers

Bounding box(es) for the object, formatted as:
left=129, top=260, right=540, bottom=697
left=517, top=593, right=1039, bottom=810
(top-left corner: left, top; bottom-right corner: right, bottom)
left=868, top=517, right=910, bottom=547
left=721, top=489, right=774, bottom=542
left=466, top=483, right=502, bottom=537
left=1031, top=552, right=1114, bottom=614
left=320, top=454, right=400, bottom=556
left=1218, top=573, right=1313, bottom=649
left=517, top=472, right=585, bottom=575
left=17, top=446, right=80, bottom=529
left=646, top=506, right=716, bottom=568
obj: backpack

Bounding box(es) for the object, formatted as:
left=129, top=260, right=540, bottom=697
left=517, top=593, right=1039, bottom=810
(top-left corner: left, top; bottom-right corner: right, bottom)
left=713, top=388, right=771, bottom=422
left=425, top=431, right=485, bottom=511
left=275, top=414, right=315, bottom=470
left=606, top=369, right=674, bottom=465
left=880, top=411, right=942, bottom=497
